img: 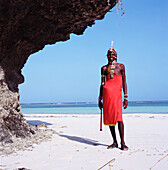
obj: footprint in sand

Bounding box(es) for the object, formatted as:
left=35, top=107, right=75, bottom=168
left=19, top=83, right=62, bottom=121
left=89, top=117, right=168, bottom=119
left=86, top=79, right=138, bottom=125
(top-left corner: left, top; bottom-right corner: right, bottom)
left=61, top=126, right=67, bottom=128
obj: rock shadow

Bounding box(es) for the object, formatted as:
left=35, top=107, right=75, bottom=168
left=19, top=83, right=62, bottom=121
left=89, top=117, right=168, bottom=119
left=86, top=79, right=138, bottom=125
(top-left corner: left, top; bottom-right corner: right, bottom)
left=59, top=134, right=107, bottom=146
left=27, top=120, right=52, bottom=126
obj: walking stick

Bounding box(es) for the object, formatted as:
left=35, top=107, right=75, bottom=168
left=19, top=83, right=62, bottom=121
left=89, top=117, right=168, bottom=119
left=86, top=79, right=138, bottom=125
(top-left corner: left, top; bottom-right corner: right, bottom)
left=100, top=108, right=102, bottom=131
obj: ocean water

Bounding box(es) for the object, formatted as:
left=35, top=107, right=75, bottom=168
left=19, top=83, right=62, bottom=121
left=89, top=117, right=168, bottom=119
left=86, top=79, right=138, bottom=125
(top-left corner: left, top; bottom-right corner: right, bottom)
left=21, top=101, right=168, bottom=114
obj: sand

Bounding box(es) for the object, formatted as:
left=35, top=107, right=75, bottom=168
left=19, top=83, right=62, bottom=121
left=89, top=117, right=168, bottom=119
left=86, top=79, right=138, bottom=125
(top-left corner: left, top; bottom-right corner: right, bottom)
left=1, top=114, right=168, bottom=170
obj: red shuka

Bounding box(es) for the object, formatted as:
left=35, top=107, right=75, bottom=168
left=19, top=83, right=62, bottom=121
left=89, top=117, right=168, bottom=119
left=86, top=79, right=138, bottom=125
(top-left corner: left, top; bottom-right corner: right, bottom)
left=103, top=74, right=123, bottom=126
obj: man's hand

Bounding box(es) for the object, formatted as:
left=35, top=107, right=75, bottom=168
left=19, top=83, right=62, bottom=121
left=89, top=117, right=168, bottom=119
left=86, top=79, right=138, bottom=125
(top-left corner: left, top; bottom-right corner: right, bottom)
left=98, top=100, right=103, bottom=110
left=123, top=99, right=128, bottom=109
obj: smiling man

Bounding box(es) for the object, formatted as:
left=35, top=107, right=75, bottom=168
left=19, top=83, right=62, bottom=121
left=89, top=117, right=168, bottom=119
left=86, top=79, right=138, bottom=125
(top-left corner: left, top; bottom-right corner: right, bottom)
left=98, top=43, right=128, bottom=151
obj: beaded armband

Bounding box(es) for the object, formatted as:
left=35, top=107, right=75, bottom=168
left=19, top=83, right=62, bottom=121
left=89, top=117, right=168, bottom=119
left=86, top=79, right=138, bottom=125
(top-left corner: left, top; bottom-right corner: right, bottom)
left=98, top=96, right=102, bottom=101
left=101, top=75, right=105, bottom=86
left=124, top=94, right=128, bottom=98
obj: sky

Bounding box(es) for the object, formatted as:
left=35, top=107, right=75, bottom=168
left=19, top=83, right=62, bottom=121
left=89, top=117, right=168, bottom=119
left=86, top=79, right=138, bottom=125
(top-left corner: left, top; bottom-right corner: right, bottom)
left=19, top=0, right=168, bottom=103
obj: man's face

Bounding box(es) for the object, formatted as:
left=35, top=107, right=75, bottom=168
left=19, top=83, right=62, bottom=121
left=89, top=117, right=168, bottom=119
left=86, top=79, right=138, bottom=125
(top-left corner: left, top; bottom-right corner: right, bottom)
left=107, top=53, right=116, bottom=62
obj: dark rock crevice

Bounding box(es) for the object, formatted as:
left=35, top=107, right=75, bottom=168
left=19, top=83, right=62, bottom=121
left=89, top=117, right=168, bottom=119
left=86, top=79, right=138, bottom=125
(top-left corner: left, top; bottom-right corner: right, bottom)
left=0, top=0, right=117, bottom=143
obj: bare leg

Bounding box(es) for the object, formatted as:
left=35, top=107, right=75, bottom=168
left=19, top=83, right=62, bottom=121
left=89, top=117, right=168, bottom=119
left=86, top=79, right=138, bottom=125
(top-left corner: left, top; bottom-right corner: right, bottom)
left=118, top=121, right=128, bottom=150
left=118, top=121, right=125, bottom=145
left=109, top=126, right=118, bottom=145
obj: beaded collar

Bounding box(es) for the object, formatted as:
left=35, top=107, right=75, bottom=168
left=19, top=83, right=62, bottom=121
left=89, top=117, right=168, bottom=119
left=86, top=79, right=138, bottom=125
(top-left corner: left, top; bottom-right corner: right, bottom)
left=108, top=61, right=117, bottom=79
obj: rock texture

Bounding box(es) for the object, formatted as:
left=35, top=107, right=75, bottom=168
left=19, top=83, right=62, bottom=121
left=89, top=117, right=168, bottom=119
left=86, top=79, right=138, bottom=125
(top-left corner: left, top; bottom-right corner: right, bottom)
left=0, top=0, right=117, bottom=143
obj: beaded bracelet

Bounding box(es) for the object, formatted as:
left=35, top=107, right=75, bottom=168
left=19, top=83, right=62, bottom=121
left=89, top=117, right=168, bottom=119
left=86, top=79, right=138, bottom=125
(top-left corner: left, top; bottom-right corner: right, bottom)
left=124, top=94, right=128, bottom=98
left=98, top=96, right=102, bottom=101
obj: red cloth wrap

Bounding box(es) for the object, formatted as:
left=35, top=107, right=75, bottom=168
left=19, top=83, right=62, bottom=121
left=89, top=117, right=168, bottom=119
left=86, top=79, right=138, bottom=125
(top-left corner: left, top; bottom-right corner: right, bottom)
left=103, top=74, right=123, bottom=126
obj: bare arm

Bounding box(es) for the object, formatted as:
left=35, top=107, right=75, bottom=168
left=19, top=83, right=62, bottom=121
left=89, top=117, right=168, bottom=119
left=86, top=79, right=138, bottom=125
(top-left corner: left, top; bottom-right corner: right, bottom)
left=121, top=64, right=127, bottom=95
left=98, top=66, right=106, bottom=109
left=121, top=64, right=128, bottom=109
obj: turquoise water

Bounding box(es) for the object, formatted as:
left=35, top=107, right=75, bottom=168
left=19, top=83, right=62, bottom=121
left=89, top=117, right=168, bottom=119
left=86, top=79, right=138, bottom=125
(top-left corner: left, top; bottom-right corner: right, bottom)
left=21, top=101, right=168, bottom=114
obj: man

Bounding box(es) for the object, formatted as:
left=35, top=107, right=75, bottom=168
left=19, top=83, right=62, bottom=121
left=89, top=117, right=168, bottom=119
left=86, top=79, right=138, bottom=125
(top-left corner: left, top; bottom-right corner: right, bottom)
left=98, top=45, right=128, bottom=151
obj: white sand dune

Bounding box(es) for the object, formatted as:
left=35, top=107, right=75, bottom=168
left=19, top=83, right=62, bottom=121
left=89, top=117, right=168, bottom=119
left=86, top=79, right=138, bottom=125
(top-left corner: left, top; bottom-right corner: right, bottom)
left=1, top=114, right=168, bottom=170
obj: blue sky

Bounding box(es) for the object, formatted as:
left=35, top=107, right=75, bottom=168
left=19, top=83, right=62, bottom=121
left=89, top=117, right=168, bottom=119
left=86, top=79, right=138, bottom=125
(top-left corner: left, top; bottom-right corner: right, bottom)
left=19, top=0, right=168, bottom=103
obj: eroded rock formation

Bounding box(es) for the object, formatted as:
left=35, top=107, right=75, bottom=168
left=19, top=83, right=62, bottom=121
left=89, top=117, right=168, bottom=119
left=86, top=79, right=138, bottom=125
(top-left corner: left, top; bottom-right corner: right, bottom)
left=0, top=0, right=117, bottom=143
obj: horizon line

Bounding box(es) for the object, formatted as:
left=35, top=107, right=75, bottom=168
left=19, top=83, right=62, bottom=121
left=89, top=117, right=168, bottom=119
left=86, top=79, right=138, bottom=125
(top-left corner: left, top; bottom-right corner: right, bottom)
left=20, top=100, right=168, bottom=105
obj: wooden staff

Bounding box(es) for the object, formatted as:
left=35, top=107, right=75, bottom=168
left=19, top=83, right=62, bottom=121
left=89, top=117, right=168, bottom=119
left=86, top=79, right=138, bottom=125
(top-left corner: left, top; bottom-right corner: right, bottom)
left=98, top=158, right=115, bottom=170
left=100, top=108, right=102, bottom=131
left=150, top=154, right=168, bottom=169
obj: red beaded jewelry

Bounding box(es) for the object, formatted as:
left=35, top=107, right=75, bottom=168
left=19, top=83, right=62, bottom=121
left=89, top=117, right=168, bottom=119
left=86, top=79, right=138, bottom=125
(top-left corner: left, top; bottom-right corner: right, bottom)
left=98, top=96, right=102, bottom=101
left=124, top=94, right=128, bottom=98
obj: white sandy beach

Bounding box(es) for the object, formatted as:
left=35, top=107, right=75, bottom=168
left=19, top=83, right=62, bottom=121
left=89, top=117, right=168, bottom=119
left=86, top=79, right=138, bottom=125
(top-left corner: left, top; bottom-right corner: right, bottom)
left=1, top=114, right=168, bottom=170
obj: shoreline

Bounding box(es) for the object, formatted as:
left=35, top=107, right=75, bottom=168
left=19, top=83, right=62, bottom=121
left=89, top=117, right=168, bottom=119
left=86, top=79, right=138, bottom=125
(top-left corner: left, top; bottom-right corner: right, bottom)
left=23, top=112, right=168, bottom=116
left=1, top=113, right=168, bottom=170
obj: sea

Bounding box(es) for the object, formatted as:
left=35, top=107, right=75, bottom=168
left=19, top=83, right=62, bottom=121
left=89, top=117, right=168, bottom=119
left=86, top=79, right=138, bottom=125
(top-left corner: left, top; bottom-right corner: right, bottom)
left=21, top=101, right=168, bottom=114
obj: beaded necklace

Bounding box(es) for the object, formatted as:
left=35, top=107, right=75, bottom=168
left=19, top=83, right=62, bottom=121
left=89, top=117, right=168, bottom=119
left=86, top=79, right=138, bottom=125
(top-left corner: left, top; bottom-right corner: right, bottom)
left=108, top=60, right=117, bottom=79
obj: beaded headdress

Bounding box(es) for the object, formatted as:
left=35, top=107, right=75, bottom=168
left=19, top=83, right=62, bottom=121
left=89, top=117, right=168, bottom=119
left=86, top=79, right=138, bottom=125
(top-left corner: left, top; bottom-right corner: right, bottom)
left=107, top=41, right=117, bottom=58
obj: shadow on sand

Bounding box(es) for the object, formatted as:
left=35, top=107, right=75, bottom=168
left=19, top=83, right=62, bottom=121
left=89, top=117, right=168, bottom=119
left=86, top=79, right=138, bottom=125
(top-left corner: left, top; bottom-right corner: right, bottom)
left=59, top=134, right=108, bottom=147
left=27, top=120, right=52, bottom=126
